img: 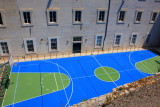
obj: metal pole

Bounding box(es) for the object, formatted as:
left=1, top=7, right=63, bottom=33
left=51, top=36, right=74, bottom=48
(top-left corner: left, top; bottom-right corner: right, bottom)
left=31, top=55, right=32, bottom=61
left=102, top=0, right=111, bottom=51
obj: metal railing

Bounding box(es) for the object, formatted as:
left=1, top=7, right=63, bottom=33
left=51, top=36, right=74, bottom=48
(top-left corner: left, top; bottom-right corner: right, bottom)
left=0, top=46, right=159, bottom=63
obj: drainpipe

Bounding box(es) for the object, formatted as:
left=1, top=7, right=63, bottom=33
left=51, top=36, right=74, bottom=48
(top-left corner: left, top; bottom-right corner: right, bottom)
left=102, top=0, right=111, bottom=51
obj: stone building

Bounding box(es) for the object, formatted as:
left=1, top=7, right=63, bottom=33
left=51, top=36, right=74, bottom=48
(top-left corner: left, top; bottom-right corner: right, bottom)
left=0, top=0, right=160, bottom=56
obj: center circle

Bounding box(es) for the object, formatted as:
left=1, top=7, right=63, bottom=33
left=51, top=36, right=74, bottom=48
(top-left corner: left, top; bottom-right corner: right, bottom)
left=94, top=67, right=120, bottom=82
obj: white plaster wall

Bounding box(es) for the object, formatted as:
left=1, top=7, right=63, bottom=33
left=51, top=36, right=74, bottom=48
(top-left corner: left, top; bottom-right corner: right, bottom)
left=0, top=0, right=159, bottom=56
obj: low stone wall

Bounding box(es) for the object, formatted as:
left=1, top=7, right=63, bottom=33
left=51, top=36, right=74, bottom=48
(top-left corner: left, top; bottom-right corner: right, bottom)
left=71, top=73, right=160, bottom=107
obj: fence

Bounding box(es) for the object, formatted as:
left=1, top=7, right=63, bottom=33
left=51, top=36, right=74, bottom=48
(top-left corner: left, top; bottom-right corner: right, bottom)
left=0, top=46, right=159, bottom=64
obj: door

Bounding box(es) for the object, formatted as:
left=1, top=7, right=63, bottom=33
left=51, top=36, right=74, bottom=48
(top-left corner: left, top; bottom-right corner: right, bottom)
left=73, top=43, right=81, bottom=53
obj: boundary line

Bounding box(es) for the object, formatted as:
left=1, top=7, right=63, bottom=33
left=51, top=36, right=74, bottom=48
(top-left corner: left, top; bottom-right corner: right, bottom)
left=94, top=66, right=120, bottom=82
left=12, top=66, right=21, bottom=107
left=53, top=73, right=59, bottom=91
left=41, top=73, right=70, bottom=92
left=92, top=55, right=118, bottom=87
left=2, top=62, right=15, bottom=107
left=135, top=53, right=158, bottom=74
left=56, top=63, right=70, bottom=107
left=39, top=64, right=44, bottom=107
left=128, top=51, right=159, bottom=76
left=128, top=51, right=148, bottom=77
left=4, top=61, right=73, bottom=107
left=42, top=60, right=74, bottom=107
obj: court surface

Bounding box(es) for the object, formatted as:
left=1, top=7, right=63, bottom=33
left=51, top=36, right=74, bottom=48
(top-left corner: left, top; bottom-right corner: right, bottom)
left=3, top=50, right=160, bottom=107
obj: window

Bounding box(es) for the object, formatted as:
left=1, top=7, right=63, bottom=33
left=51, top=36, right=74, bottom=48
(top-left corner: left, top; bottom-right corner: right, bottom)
left=135, top=10, right=143, bottom=23
left=48, top=37, right=60, bottom=52
left=73, top=9, right=83, bottom=24
left=0, top=9, right=6, bottom=28
left=117, top=10, right=126, bottom=23
left=26, top=40, right=34, bottom=52
left=0, top=40, right=11, bottom=55
left=49, top=11, right=56, bottom=23
left=150, top=11, right=159, bottom=23
left=75, top=11, right=81, bottom=22
left=20, top=9, right=34, bottom=27
left=24, top=38, right=37, bottom=54
left=23, top=12, right=31, bottom=24
left=114, top=35, right=121, bottom=46
left=0, top=42, right=9, bottom=54
left=0, top=13, right=3, bottom=25
left=47, top=8, right=58, bottom=25
left=130, top=34, right=138, bottom=45
left=73, top=37, right=82, bottom=42
left=97, top=9, right=107, bottom=23
left=95, top=36, right=103, bottom=48
left=145, top=34, right=151, bottom=44
left=51, top=39, right=57, bottom=50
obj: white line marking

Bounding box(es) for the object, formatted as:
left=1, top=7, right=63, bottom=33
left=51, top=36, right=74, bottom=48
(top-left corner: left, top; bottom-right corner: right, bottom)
left=135, top=53, right=158, bottom=74
left=127, top=51, right=157, bottom=76
left=12, top=66, right=21, bottom=107
left=20, top=64, right=39, bottom=67
left=2, top=62, right=15, bottom=107
left=5, top=86, right=65, bottom=107
left=53, top=73, right=59, bottom=91
left=94, top=66, right=120, bottom=82
left=63, top=69, right=136, bottom=80
left=92, top=55, right=118, bottom=87
left=137, top=62, right=155, bottom=74
left=56, top=63, right=70, bottom=107
left=41, top=60, right=74, bottom=107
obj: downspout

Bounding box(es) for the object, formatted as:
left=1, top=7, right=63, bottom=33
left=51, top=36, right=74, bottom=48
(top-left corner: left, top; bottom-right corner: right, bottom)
left=102, top=0, right=111, bottom=51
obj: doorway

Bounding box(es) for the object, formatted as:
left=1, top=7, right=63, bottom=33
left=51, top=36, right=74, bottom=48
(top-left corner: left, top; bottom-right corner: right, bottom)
left=73, top=43, right=81, bottom=53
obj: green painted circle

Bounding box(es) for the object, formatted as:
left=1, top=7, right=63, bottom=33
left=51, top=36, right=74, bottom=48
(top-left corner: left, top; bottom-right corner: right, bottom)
left=42, top=73, right=70, bottom=94
left=95, top=67, right=120, bottom=82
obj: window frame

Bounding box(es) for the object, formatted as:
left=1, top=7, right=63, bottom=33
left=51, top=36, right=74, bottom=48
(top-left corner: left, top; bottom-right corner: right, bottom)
left=0, top=40, right=11, bottom=56
left=94, top=35, right=104, bottom=48
left=97, top=8, right=107, bottom=24
left=134, top=9, right=144, bottom=24
left=150, top=10, right=159, bottom=23
left=73, top=8, right=83, bottom=25
left=20, top=9, right=34, bottom=27
left=0, top=9, right=7, bottom=28
left=24, top=38, right=37, bottom=54
left=114, top=34, right=122, bottom=46
left=117, top=9, right=127, bottom=23
left=47, top=8, right=59, bottom=26
left=48, top=37, right=60, bottom=52
left=130, top=33, right=138, bottom=46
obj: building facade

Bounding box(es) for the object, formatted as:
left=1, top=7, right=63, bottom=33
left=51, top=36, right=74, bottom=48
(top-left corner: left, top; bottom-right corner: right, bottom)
left=0, top=0, right=160, bottom=56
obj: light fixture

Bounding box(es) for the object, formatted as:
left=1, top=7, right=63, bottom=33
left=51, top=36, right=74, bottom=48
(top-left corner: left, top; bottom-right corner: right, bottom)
left=66, top=40, right=69, bottom=45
